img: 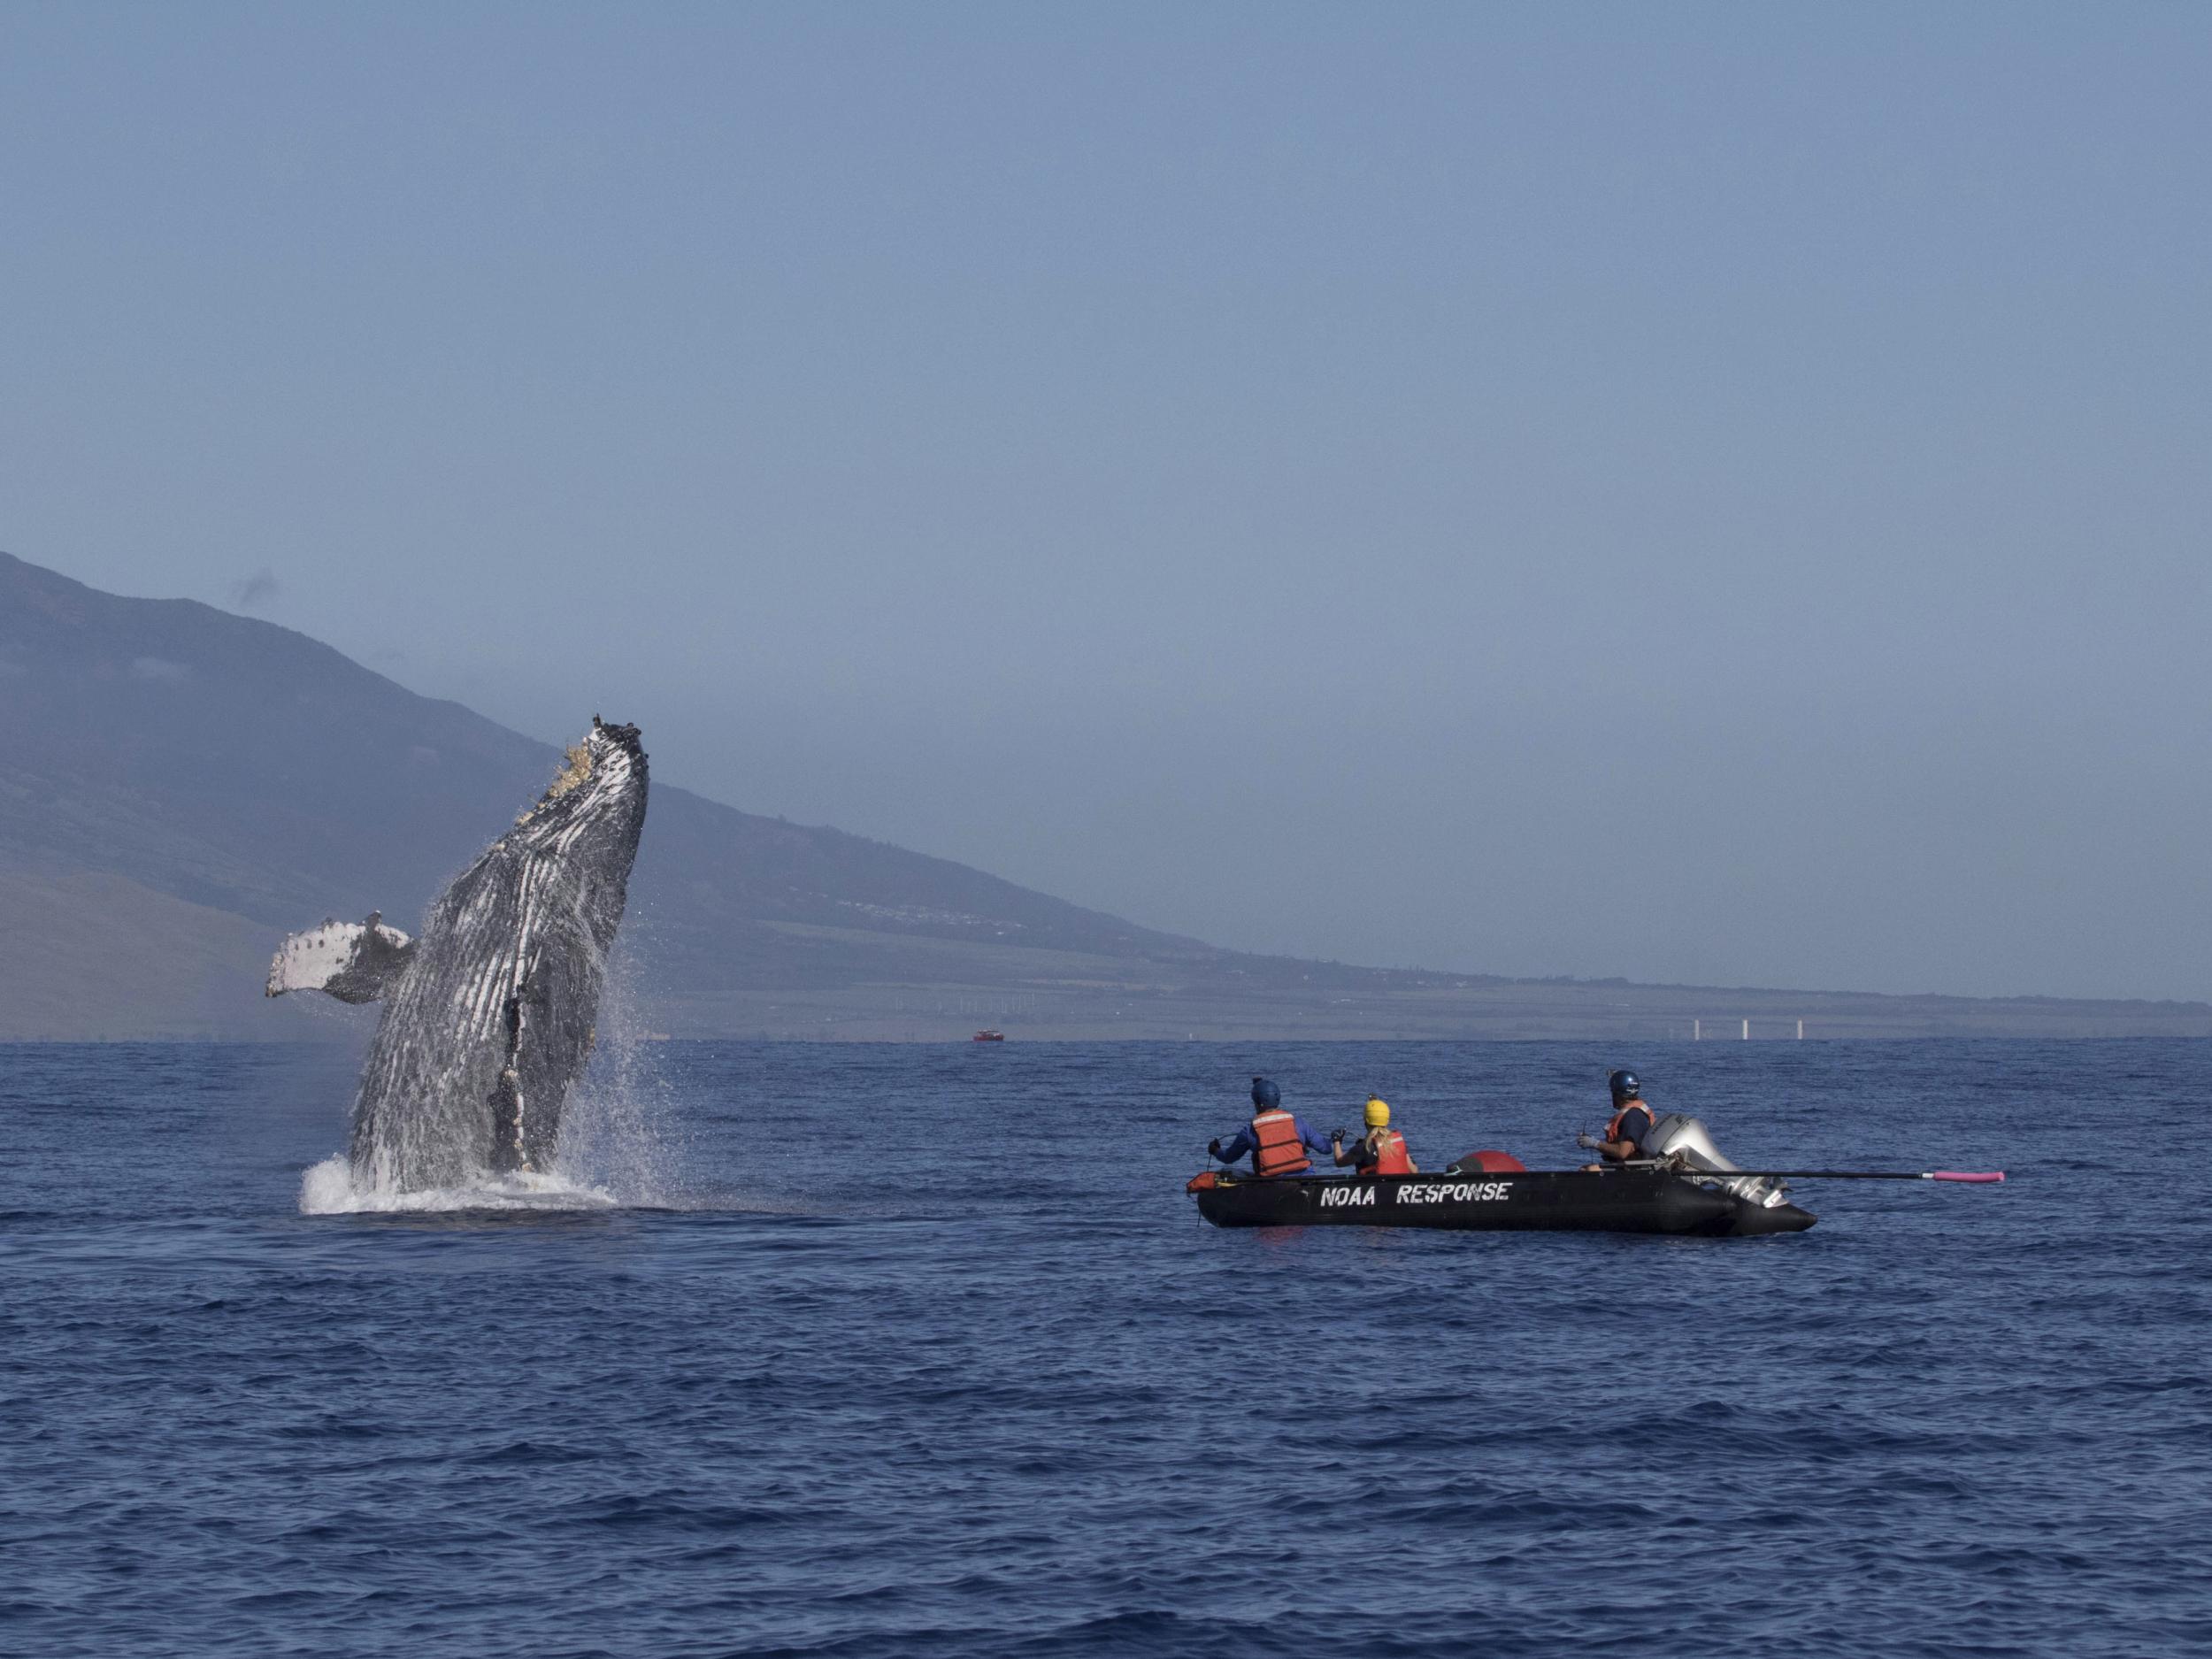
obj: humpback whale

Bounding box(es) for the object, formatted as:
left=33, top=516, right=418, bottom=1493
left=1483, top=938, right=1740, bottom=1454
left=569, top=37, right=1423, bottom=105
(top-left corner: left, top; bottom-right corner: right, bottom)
left=269, top=717, right=649, bottom=1193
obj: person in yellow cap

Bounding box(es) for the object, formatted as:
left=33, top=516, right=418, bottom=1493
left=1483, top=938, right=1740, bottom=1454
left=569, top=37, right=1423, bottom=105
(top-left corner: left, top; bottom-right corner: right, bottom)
left=1332, top=1096, right=1417, bottom=1175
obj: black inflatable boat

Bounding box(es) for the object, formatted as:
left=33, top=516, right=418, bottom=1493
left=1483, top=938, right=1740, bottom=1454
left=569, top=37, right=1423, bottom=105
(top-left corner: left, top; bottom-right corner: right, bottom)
left=1187, top=1164, right=1816, bottom=1237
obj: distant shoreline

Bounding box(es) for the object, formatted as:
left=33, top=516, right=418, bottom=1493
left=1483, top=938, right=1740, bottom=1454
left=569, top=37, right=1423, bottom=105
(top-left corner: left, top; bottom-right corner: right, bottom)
left=7, top=965, right=2206, bottom=1043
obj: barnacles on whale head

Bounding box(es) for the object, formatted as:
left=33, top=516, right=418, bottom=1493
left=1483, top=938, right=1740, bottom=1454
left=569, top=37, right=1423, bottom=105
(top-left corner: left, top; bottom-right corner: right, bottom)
left=539, top=741, right=596, bottom=804
left=514, top=716, right=621, bottom=826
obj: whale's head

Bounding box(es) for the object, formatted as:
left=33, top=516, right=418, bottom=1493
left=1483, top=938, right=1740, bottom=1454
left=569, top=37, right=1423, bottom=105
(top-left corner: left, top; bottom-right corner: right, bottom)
left=508, top=717, right=650, bottom=912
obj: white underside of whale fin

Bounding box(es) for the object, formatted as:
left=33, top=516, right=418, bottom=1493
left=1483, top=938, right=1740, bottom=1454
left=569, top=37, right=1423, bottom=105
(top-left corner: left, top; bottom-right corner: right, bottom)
left=267, top=911, right=416, bottom=1003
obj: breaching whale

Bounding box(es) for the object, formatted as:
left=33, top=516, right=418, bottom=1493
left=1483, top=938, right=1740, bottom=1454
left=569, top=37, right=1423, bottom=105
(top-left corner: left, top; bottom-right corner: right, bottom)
left=268, top=717, right=649, bottom=1193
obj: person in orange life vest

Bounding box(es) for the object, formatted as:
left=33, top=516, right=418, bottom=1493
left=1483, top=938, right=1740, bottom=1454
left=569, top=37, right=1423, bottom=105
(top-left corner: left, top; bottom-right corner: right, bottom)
left=1332, top=1096, right=1417, bottom=1174
left=1209, top=1077, right=1333, bottom=1176
left=1578, top=1070, right=1656, bottom=1167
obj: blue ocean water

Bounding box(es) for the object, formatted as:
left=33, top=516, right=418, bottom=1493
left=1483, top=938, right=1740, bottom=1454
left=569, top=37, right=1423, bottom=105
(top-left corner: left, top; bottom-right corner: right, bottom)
left=3, top=1038, right=2208, bottom=1657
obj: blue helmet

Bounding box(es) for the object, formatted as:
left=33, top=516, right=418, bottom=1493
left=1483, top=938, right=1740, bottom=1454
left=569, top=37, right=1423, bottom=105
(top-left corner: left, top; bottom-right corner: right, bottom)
left=1608, top=1069, right=1641, bottom=1104
left=1250, top=1076, right=1280, bottom=1110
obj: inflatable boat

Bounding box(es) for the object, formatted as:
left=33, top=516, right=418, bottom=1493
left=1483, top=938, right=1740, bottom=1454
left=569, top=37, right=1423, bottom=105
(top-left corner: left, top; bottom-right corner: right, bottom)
left=1187, top=1114, right=1818, bottom=1237
left=1188, top=1164, right=1816, bottom=1236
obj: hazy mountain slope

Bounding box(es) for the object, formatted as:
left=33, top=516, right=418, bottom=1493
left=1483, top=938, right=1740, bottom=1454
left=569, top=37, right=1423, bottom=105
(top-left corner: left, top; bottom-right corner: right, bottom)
left=0, top=869, right=288, bottom=1040
left=0, top=550, right=1238, bottom=1037
left=3, top=550, right=2206, bottom=1041
left=0, top=551, right=549, bottom=929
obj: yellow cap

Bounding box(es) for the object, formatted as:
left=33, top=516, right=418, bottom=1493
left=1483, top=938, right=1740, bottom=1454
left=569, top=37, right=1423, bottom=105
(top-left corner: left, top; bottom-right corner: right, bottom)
left=1363, top=1096, right=1390, bottom=1129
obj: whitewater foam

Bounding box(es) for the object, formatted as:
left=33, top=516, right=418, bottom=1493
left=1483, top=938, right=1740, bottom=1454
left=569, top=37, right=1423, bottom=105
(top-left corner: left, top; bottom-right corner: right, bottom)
left=299, top=1156, right=618, bottom=1215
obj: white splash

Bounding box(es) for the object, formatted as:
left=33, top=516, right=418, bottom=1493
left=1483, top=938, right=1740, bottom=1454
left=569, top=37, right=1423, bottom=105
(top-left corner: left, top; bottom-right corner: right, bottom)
left=300, top=1155, right=618, bottom=1214
left=551, top=931, right=685, bottom=1203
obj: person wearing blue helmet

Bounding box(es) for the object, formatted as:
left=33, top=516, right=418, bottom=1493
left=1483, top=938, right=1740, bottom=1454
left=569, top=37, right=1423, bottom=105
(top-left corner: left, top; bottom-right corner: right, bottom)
left=1578, top=1070, right=1656, bottom=1164
left=1208, top=1076, right=1333, bottom=1177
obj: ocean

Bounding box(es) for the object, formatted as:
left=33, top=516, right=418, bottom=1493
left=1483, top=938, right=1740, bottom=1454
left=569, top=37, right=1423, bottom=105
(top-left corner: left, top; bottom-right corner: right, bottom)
left=3, top=1038, right=2207, bottom=1657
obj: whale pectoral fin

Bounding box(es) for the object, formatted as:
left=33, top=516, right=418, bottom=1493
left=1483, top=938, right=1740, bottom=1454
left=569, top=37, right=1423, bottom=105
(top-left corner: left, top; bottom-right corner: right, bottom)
left=265, top=910, right=417, bottom=1003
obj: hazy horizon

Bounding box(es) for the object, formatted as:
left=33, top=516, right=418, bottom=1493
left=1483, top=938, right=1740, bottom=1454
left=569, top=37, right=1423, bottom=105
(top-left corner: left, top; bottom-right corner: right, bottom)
left=4, top=4, right=2207, bottom=1002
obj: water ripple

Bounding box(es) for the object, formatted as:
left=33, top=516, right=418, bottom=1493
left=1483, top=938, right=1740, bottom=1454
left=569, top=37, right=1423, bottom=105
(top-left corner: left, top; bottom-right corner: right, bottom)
left=0, top=1038, right=2200, bottom=1657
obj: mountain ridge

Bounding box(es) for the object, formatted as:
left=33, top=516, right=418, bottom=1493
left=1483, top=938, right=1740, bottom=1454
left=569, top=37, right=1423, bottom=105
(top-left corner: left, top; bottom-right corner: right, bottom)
left=3, top=550, right=2205, bottom=1041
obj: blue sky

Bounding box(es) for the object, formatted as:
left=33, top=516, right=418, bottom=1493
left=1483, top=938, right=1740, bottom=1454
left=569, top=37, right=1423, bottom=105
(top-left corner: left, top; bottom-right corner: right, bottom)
left=4, top=4, right=2207, bottom=998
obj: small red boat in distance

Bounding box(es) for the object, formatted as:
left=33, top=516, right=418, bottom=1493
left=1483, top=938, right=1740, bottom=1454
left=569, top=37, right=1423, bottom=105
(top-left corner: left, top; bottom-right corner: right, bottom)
left=972, top=1029, right=1006, bottom=1042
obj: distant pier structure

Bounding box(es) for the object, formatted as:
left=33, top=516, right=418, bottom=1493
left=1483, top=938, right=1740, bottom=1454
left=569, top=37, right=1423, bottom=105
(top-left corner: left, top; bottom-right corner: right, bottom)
left=1693, top=1018, right=1807, bottom=1040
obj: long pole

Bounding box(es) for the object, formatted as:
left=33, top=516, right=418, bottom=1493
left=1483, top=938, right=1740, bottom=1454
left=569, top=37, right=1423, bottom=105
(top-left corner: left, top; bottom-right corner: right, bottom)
left=1658, top=1168, right=2005, bottom=1183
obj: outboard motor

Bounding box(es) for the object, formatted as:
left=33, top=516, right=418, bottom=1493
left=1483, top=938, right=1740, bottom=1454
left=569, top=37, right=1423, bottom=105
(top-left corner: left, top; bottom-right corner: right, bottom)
left=1643, top=1115, right=1787, bottom=1209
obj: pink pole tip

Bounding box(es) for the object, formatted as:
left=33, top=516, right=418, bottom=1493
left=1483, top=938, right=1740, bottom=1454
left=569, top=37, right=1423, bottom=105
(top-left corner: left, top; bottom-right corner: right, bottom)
left=1928, top=1171, right=2005, bottom=1183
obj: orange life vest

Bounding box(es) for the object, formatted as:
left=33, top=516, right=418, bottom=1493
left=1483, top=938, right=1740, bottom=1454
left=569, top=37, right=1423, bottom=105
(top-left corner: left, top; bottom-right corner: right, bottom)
left=1369, top=1128, right=1412, bottom=1176
left=1605, top=1100, right=1655, bottom=1149
left=1250, top=1109, right=1310, bottom=1177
